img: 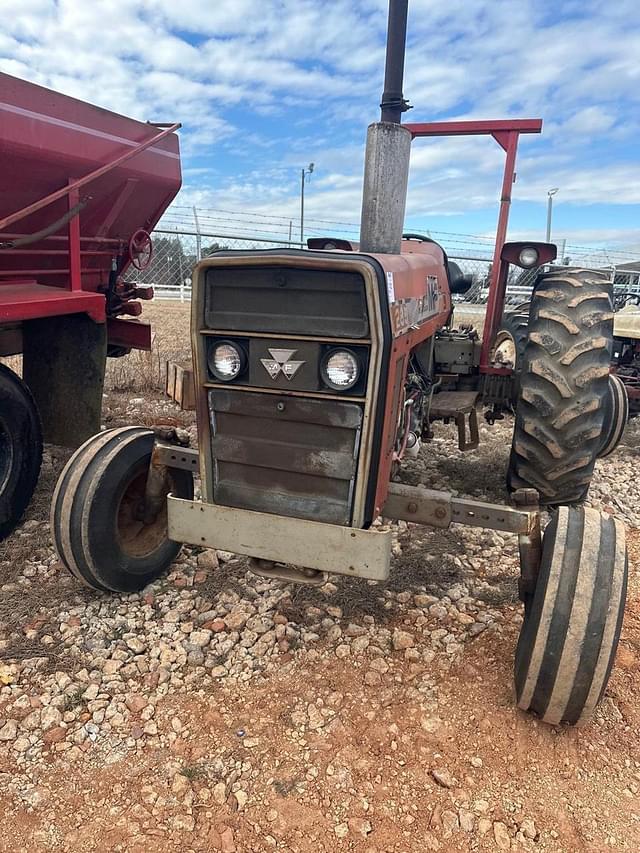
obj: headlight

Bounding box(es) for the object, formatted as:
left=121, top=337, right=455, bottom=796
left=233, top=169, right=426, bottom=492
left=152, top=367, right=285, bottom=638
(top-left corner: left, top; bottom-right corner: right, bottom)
left=518, top=247, right=540, bottom=268
left=209, top=341, right=246, bottom=381
left=321, top=349, right=360, bottom=391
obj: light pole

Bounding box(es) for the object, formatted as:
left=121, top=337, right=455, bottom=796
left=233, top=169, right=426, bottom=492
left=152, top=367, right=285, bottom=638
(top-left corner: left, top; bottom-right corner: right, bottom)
left=546, top=187, right=559, bottom=243
left=300, top=162, right=314, bottom=247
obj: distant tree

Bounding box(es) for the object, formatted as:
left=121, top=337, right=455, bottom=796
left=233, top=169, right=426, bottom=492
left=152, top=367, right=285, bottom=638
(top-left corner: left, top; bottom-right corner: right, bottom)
left=202, top=242, right=229, bottom=257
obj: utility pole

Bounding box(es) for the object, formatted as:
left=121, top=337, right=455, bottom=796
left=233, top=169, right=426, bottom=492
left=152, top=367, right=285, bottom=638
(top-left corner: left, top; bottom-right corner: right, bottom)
left=360, top=0, right=412, bottom=254
left=546, top=187, right=559, bottom=243
left=300, top=163, right=314, bottom=247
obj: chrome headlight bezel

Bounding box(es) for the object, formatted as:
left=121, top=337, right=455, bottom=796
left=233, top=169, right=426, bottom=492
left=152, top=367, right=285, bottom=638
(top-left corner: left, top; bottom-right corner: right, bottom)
left=208, top=340, right=247, bottom=382
left=320, top=348, right=361, bottom=391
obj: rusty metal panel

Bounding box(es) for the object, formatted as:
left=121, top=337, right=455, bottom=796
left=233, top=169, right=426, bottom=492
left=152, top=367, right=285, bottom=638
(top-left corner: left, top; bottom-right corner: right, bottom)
left=154, top=443, right=200, bottom=473
left=167, top=496, right=392, bottom=581
left=209, top=388, right=362, bottom=525
left=384, top=482, right=531, bottom=534
left=204, top=266, right=369, bottom=338
left=211, top=388, right=363, bottom=428
left=383, top=483, right=452, bottom=528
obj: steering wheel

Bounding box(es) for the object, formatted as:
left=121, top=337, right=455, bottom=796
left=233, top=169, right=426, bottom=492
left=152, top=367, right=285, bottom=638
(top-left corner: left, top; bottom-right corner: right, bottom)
left=402, top=232, right=437, bottom=244
left=128, top=229, right=153, bottom=271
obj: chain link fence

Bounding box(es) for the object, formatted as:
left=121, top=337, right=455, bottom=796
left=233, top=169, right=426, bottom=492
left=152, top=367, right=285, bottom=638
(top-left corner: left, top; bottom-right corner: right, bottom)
left=130, top=230, right=296, bottom=301
left=132, top=229, right=640, bottom=311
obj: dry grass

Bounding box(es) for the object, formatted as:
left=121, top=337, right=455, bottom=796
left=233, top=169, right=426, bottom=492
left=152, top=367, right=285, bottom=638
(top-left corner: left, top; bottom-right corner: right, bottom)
left=2, top=301, right=192, bottom=394
left=104, top=301, right=192, bottom=393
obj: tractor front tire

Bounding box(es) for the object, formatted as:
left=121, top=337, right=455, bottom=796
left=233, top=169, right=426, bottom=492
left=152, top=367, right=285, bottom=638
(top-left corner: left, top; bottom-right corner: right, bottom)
left=0, top=364, right=43, bottom=540
left=515, top=506, right=626, bottom=725
left=51, top=427, right=193, bottom=592
left=508, top=269, right=613, bottom=505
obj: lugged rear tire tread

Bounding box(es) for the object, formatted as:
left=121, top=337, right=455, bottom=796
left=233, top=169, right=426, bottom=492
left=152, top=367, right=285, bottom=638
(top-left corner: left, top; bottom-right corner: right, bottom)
left=508, top=269, right=613, bottom=505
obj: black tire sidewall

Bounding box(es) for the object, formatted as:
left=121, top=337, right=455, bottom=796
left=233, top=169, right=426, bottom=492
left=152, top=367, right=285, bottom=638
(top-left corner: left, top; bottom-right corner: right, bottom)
left=75, top=431, right=193, bottom=592
left=0, top=364, right=42, bottom=539
left=514, top=510, right=559, bottom=690
left=515, top=507, right=627, bottom=725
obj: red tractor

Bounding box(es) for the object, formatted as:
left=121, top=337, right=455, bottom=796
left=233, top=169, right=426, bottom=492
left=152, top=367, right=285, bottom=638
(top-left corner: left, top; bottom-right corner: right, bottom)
left=50, top=2, right=627, bottom=726
left=0, top=73, right=181, bottom=539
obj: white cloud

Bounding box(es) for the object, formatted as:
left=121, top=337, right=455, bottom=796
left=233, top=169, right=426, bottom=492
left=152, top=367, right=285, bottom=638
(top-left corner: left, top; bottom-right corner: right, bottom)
left=0, top=0, right=638, bottom=255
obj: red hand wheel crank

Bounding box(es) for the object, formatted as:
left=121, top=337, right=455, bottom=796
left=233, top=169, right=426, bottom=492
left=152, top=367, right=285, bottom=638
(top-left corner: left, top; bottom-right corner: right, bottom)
left=128, top=228, right=153, bottom=270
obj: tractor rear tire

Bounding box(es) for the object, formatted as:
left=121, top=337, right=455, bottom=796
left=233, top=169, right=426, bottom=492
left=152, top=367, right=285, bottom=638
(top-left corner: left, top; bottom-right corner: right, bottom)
left=508, top=269, right=613, bottom=505
left=515, top=506, right=626, bottom=726
left=0, top=364, right=43, bottom=540
left=51, top=426, right=193, bottom=593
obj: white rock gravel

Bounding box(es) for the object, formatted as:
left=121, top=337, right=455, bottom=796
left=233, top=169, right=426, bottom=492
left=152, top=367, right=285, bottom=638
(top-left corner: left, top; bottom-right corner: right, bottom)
left=1, top=415, right=639, bottom=849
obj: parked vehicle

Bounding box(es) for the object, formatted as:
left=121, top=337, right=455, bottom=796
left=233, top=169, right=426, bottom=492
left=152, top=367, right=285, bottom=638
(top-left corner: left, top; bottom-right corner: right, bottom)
left=50, top=1, right=627, bottom=726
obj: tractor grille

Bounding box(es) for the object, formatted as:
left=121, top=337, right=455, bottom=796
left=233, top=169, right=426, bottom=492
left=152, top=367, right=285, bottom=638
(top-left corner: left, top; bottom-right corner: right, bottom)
left=209, top=388, right=363, bottom=524
left=201, top=259, right=376, bottom=526
left=204, top=266, right=369, bottom=338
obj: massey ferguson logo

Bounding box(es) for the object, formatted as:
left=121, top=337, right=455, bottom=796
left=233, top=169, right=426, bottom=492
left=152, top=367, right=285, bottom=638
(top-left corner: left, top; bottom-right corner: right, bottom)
left=260, top=348, right=305, bottom=381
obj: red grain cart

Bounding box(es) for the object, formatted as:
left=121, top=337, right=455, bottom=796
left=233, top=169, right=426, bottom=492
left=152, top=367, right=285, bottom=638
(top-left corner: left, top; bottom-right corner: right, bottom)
left=0, top=72, right=181, bottom=539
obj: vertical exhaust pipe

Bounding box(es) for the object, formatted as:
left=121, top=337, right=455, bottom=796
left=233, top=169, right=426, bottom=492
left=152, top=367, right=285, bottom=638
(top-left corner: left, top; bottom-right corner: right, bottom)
left=380, top=0, right=410, bottom=124
left=360, top=0, right=412, bottom=255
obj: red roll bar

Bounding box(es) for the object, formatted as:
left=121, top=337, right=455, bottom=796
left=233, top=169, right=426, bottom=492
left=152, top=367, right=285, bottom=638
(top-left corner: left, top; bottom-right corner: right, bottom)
left=404, top=119, right=543, bottom=371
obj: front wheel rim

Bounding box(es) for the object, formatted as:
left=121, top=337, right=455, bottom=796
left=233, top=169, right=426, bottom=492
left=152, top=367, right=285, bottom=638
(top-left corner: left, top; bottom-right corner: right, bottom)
left=116, top=465, right=171, bottom=559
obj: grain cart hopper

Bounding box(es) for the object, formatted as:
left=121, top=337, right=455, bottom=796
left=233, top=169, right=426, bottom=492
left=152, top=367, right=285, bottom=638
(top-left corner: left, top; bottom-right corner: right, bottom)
left=0, top=73, right=181, bottom=538
left=52, top=2, right=627, bottom=726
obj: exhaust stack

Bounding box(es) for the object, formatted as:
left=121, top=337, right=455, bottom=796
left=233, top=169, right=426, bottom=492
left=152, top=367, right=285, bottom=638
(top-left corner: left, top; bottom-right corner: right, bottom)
left=359, top=0, right=412, bottom=255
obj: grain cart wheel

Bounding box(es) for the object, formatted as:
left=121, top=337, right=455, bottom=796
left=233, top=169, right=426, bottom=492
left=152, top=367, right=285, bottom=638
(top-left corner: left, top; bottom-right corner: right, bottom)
left=0, top=364, right=43, bottom=540
left=508, top=269, right=613, bottom=505
left=515, top=506, right=627, bottom=726
left=51, top=427, right=193, bottom=592
left=598, top=373, right=628, bottom=458
left=492, top=301, right=531, bottom=370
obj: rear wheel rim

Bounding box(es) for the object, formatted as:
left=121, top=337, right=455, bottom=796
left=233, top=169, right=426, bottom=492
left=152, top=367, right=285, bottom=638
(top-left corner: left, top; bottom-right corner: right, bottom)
left=493, top=331, right=517, bottom=367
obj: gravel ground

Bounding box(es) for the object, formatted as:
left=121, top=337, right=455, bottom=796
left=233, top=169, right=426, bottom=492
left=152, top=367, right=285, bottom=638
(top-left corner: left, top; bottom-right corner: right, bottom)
left=1, top=376, right=639, bottom=851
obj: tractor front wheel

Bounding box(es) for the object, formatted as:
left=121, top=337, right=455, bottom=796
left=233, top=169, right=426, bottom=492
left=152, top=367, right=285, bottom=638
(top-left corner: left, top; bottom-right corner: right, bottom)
left=51, top=427, right=193, bottom=592
left=0, top=364, right=43, bottom=540
left=508, top=269, right=613, bottom=505
left=515, top=506, right=626, bottom=725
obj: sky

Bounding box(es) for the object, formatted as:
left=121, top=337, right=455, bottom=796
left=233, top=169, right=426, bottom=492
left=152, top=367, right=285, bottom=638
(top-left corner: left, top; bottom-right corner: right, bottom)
left=1, top=0, right=640, bottom=263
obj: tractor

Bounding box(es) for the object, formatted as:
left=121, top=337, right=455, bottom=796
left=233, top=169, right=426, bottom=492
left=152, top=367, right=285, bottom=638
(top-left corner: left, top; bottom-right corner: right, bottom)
left=50, top=1, right=627, bottom=726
